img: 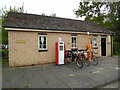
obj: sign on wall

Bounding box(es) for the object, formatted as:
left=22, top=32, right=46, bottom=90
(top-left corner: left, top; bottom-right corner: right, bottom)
left=16, top=40, right=26, bottom=43
left=108, top=36, right=111, bottom=44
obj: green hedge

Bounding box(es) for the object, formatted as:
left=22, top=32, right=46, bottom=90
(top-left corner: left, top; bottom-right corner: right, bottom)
left=0, top=49, right=8, bottom=59
left=113, top=42, right=120, bottom=56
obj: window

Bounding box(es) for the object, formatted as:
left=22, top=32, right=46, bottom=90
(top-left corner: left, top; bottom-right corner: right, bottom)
left=38, top=35, right=47, bottom=50
left=72, top=36, right=77, bottom=48
left=92, top=37, right=98, bottom=47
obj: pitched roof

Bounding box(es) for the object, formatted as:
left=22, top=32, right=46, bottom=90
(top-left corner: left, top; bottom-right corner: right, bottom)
left=3, top=12, right=114, bottom=34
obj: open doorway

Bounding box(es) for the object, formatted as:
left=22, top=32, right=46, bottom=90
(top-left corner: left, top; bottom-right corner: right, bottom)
left=101, top=38, right=106, bottom=56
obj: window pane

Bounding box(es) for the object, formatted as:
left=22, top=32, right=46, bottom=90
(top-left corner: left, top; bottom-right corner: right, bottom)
left=74, top=44, right=76, bottom=47
left=40, top=41, right=42, bottom=44
left=44, top=37, right=46, bottom=41
left=72, top=37, right=76, bottom=43
left=74, top=37, right=76, bottom=41
left=43, top=44, right=46, bottom=49
left=72, top=43, right=76, bottom=47
left=60, top=46, right=63, bottom=51
left=73, top=44, right=75, bottom=47
left=95, top=43, right=97, bottom=46
left=44, top=40, right=46, bottom=44
left=40, top=44, right=41, bottom=48
left=41, top=36, right=44, bottom=43
left=93, top=38, right=96, bottom=41
left=41, top=44, right=44, bottom=49
left=40, top=44, right=42, bottom=48
left=74, top=37, right=76, bottom=43
left=39, top=37, right=41, bottom=41
left=72, top=37, right=74, bottom=43
left=72, top=44, right=74, bottom=47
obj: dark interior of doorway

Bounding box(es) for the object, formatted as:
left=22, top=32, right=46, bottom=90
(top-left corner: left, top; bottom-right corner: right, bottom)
left=101, top=38, right=106, bottom=56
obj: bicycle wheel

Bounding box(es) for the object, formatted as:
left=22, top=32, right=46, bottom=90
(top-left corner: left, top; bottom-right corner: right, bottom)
left=91, top=56, right=98, bottom=66
left=84, top=58, right=90, bottom=67
left=76, top=57, right=83, bottom=68
left=66, top=51, right=73, bottom=63
left=66, top=56, right=72, bottom=63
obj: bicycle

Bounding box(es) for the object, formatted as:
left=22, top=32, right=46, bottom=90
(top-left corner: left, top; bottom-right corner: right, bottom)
left=65, top=50, right=83, bottom=68
left=79, top=50, right=90, bottom=67
left=79, top=50, right=98, bottom=66
left=91, top=52, right=98, bottom=66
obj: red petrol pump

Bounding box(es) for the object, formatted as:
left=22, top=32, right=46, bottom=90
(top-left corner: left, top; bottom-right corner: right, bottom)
left=86, top=32, right=92, bottom=61
left=55, top=38, right=65, bottom=65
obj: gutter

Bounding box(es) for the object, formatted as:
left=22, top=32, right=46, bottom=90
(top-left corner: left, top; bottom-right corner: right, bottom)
left=4, top=27, right=114, bottom=35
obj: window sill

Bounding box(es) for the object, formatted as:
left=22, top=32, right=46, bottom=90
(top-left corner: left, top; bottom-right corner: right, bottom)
left=71, top=47, right=78, bottom=51
left=38, top=50, right=48, bottom=52
left=92, top=47, right=98, bottom=49
left=93, top=52, right=98, bottom=54
left=71, top=47, right=78, bottom=49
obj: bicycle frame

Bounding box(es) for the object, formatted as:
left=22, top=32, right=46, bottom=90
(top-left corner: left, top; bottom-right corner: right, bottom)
left=65, top=50, right=83, bottom=67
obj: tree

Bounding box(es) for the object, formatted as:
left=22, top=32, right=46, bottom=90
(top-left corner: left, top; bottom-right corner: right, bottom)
left=75, top=1, right=119, bottom=29
left=41, top=13, right=56, bottom=17
left=50, top=13, right=56, bottom=17
left=75, top=1, right=120, bottom=38
left=74, top=1, right=120, bottom=55
left=1, top=4, right=25, bottom=44
left=0, top=18, right=2, bottom=44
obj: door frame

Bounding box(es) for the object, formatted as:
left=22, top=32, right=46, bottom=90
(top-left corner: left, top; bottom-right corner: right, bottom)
left=101, top=36, right=107, bottom=56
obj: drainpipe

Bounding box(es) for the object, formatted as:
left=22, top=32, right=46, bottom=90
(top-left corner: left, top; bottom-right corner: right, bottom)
left=111, top=35, right=113, bottom=57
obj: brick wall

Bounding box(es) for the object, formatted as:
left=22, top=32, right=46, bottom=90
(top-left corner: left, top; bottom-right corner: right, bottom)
left=8, top=30, right=112, bottom=67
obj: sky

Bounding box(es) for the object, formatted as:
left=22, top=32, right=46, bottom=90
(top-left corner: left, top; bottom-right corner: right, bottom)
left=0, top=0, right=85, bottom=20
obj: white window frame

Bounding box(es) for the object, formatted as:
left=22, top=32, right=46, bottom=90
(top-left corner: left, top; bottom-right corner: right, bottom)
left=92, top=36, right=98, bottom=47
left=71, top=36, right=77, bottom=48
left=38, top=35, right=47, bottom=50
